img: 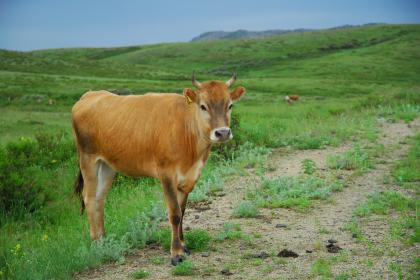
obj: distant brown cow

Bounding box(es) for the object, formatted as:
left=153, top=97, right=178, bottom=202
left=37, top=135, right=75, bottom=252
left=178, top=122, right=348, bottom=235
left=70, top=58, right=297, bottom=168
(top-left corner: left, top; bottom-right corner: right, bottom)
left=72, top=73, right=245, bottom=265
left=284, top=95, right=300, bottom=104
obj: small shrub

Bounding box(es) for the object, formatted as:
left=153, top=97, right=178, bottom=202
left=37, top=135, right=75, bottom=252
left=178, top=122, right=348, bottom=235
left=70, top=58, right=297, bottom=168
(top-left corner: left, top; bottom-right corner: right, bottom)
left=335, top=273, right=350, bottom=280
left=355, top=191, right=416, bottom=217
left=130, top=269, right=150, bottom=279
left=151, top=229, right=171, bottom=250
left=301, top=159, right=316, bottom=175
left=232, top=201, right=259, bottom=218
left=185, top=229, right=211, bottom=251
left=311, top=258, right=332, bottom=278
left=216, top=223, right=243, bottom=242
left=171, top=260, right=195, bottom=276
left=0, top=133, right=75, bottom=217
left=126, top=209, right=165, bottom=248
left=327, top=145, right=372, bottom=171
left=91, top=234, right=130, bottom=263
left=150, top=256, right=165, bottom=265
left=393, top=133, right=420, bottom=184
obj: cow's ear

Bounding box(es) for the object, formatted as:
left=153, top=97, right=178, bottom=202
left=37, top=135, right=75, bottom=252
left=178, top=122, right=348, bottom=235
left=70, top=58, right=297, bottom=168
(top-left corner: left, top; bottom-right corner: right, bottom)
left=183, top=88, right=198, bottom=104
left=230, top=86, right=245, bottom=102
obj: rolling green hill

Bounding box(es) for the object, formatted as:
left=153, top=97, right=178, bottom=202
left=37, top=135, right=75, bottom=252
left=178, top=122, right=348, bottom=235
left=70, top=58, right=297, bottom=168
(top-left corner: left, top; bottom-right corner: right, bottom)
left=0, top=23, right=419, bottom=143
left=0, top=24, right=419, bottom=109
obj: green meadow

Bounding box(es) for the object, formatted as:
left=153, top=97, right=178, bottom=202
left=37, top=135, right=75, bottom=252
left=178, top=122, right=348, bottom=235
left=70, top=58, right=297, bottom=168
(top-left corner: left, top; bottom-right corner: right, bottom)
left=0, top=24, right=419, bottom=279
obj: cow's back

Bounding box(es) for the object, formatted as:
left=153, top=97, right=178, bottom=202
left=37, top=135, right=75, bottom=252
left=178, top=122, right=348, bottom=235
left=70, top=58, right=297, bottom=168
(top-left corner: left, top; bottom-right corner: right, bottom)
left=72, top=91, right=194, bottom=177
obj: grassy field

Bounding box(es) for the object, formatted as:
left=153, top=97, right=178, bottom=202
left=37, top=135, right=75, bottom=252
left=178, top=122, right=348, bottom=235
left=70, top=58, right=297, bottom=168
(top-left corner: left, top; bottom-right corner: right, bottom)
left=0, top=24, right=419, bottom=279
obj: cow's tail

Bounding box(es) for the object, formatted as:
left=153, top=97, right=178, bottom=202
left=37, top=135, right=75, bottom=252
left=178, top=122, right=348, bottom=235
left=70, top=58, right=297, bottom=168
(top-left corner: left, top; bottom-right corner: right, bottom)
left=74, top=169, right=85, bottom=214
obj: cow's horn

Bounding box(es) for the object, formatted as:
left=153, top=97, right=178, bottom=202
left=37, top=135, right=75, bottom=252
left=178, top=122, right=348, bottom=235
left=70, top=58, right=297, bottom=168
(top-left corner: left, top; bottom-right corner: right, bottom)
left=226, top=72, right=237, bottom=87
left=192, top=71, right=202, bottom=88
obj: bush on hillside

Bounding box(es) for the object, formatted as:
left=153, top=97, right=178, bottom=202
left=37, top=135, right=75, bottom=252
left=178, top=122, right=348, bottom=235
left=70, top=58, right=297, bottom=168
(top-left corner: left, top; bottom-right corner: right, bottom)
left=0, top=133, right=75, bottom=218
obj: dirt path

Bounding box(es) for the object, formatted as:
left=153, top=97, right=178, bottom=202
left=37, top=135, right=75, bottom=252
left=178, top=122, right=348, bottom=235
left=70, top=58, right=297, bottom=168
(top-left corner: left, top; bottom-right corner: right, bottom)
left=75, top=120, right=419, bottom=280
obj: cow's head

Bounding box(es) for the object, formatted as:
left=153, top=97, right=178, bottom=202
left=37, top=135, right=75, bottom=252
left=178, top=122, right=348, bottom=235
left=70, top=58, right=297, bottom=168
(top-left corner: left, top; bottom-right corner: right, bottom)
left=183, top=73, right=245, bottom=143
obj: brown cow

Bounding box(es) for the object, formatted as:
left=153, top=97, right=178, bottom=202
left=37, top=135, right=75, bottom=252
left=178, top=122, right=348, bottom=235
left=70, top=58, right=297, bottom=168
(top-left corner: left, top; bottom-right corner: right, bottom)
left=72, top=73, right=245, bottom=265
left=284, top=95, right=300, bottom=104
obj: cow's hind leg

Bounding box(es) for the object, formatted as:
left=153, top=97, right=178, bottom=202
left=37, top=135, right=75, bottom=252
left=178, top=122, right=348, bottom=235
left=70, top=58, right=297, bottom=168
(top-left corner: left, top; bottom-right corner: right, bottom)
left=80, top=155, right=100, bottom=240
left=80, top=157, right=115, bottom=240
left=161, top=177, right=184, bottom=265
left=96, top=160, right=116, bottom=237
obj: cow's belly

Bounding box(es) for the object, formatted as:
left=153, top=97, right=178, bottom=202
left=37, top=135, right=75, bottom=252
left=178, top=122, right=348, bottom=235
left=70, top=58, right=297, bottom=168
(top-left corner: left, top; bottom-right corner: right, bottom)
left=101, top=151, right=159, bottom=179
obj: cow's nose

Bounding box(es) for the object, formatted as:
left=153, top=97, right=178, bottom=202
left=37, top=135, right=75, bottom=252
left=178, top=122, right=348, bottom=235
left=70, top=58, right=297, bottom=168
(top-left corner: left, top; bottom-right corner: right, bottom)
left=214, top=128, right=231, bottom=141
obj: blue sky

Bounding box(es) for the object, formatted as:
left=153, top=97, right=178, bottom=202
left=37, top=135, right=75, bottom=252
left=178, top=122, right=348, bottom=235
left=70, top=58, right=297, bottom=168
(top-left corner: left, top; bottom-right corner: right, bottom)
left=0, top=0, right=419, bottom=51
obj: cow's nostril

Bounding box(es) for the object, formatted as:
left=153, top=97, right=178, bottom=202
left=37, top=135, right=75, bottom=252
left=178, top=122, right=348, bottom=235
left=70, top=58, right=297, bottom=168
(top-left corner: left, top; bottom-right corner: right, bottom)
left=214, top=128, right=231, bottom=140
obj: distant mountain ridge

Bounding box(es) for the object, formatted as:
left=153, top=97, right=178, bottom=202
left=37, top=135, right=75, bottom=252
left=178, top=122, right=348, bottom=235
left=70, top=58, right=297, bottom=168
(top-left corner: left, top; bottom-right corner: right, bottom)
left=190, top=23, right=384, bottom=42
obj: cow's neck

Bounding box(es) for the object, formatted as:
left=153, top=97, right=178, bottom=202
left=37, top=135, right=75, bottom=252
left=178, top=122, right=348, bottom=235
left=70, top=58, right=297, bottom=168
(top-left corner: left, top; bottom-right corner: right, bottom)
left=185, top=110, right=211, bottom=163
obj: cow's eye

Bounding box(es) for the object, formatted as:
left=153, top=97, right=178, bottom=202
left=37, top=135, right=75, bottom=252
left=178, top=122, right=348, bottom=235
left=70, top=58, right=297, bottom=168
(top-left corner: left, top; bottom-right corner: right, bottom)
left=200, top=105, right=207, bottom=111
left=228, top=104, right=233, bottom=110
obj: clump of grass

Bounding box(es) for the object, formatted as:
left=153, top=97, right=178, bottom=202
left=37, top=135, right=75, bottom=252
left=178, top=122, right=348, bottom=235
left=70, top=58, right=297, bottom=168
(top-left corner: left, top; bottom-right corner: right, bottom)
left=389, top=262, right=404, bottom=280
left=151, top=229, right=171, bottom=250
left=171, top=260, right=195, bottom=276
left=354, top=191, right=418, bottom=244
left=185, top=229, right=211, bottom=251
left=301, top=159, right=316, bottom=175
left=216, top=223, right=244, bottom=242
left=327, top=145, right=372, bottom=171
left=344, top=221, right=366, bottom=242
left=355, top=191, right=416, bottom=217
left=150, top=256, right=165, bottom=265
left=311, top=258, right=332, bottom=278
left=152, top=228, right=212, bottom=252
left=335, top=273, right=351, bottom=280
left=230, top=142, right=271, bottom=170
left=189, top=142, right=270, bottom=203
left=130, top=269, right=150, bottom=279
left=247, top=176, right=343, bottom=211
left=393, top=134, right=420, bottom=186
left=232, top=201, right=259, bottom=218
left=91, top=234, right=131, bottom=263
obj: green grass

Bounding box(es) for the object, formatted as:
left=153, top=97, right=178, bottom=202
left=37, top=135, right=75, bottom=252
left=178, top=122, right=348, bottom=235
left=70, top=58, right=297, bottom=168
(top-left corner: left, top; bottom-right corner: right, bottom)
left=311, top=258, right=332, bottom=278
left=301, top=159, right=316, bottom=175
left=311, top=252, right=351, bottom=279
left=327, top=144, right=373, bottom=172
left=393, top=133, right=420, bottom=187
left=247, top=176, right=343, bottom=211
left=171, top=260, right=195, bottom=276
left=232, top=201, right=259, bottom=218
left=0, top=175, right=164, bottom=279
left=188, top=142, right=270, bottom=203
left=184, top=229, right=211, bottom=251
left=232, top=201, right=260, bottom=218
left=355, top=191, right=419, bottom=245
left=130, top=269, right=150, bottom=279
left=216, top=223, right=245, bottom=242
left=355, top=191, right=417, bottom=217
left=335, top=273, right=350, bottom=280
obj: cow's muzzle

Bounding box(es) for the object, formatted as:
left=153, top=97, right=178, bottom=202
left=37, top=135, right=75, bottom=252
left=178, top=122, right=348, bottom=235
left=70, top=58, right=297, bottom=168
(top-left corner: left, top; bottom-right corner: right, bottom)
left=210, top=127, right=233, bottom=143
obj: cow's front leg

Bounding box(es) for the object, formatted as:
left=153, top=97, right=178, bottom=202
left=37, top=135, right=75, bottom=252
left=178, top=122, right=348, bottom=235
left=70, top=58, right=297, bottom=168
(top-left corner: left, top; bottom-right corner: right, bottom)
left=177, top=191, right=190, bottom=255
left=161, top=177, right=184, bottom=265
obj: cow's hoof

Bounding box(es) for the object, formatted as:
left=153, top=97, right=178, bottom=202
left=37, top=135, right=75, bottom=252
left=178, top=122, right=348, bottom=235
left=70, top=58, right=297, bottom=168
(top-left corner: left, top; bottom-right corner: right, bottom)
left=171, top=255, right=185, bottom=266
left=183, top=246, right=191, bottom=256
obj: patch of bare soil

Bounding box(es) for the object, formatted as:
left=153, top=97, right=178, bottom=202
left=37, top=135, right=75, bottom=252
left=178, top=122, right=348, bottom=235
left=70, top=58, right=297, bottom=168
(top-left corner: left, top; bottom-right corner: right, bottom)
left=74, top=120, right=419, bottom=280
